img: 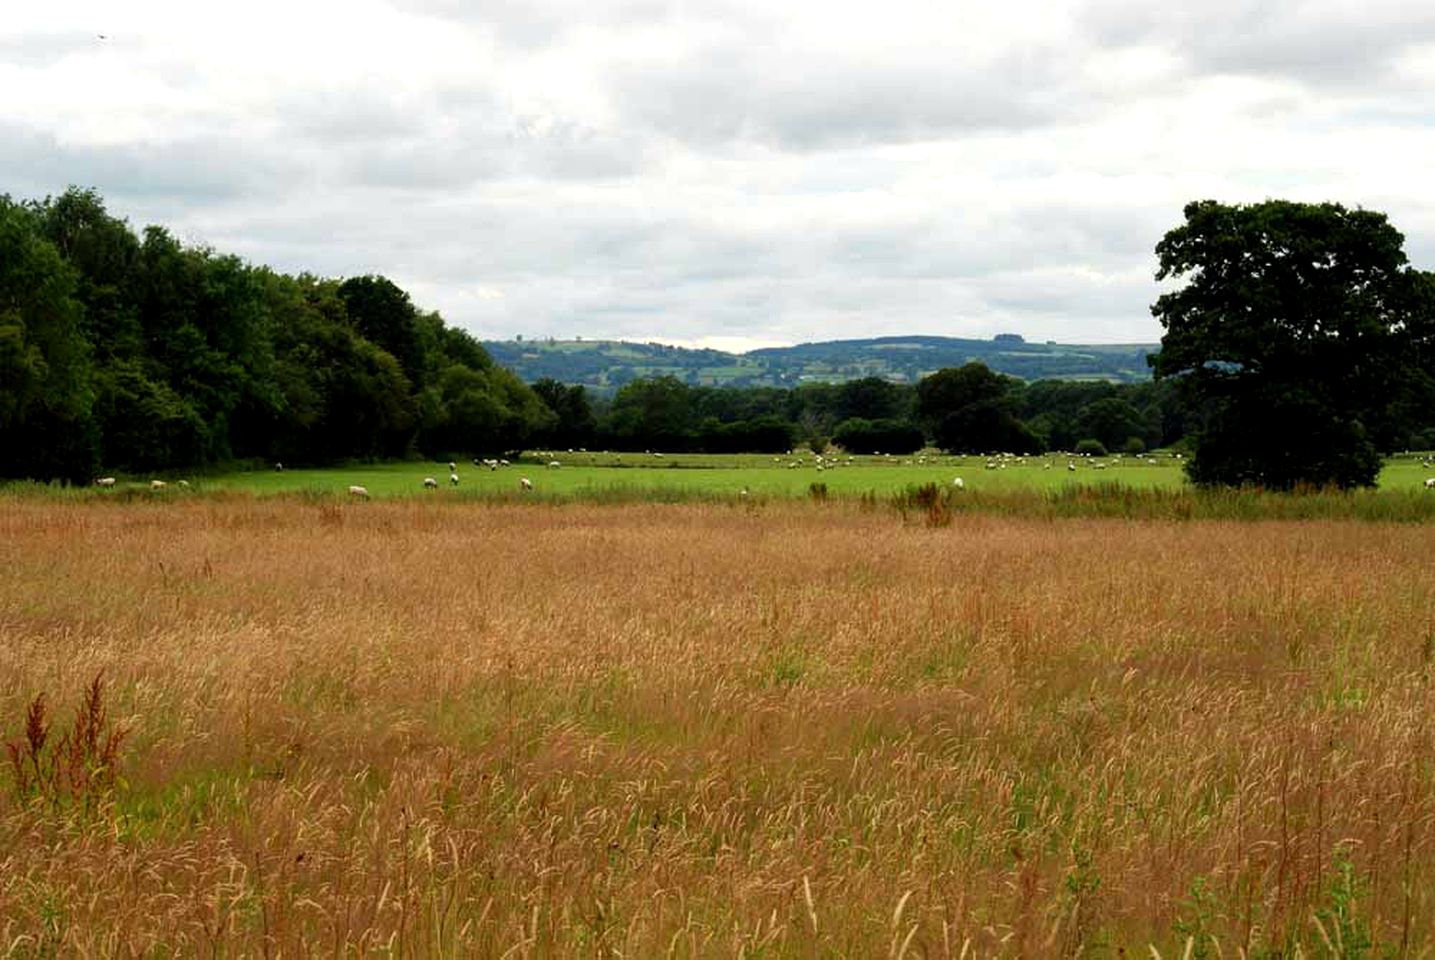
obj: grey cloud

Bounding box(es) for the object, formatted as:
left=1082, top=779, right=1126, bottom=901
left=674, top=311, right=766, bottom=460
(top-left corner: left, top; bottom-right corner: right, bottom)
left=612, top=44, right=1078, bottom=150
left=261, top=86, right=647, bottom=189
left=0, top=122, right=301, bottom=206
left=979, top=268, right=1152, bottom=320
left=1080, top=0, right=1435, bottom=89
left=509, top=119, right=649, bottom=181
left=344, top=141, right=507, bottom=189
left=276, top=92, right=433, bottom=145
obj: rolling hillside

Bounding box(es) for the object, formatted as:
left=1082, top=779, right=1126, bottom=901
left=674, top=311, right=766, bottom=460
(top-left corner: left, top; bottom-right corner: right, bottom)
left=482, top=335, right=1157, bottom=391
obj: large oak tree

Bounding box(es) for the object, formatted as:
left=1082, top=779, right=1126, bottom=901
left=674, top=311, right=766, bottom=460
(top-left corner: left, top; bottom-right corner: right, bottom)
left=1152, top=199, right=1431, bottom=489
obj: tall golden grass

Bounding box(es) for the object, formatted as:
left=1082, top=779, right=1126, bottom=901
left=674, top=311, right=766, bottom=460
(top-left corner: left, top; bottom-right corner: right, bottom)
left=1, top=498, right=1432, bottom=956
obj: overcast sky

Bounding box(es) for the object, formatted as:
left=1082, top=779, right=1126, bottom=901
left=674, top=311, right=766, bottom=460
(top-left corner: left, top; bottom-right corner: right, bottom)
left=5, top=1, right=1435, bottom=350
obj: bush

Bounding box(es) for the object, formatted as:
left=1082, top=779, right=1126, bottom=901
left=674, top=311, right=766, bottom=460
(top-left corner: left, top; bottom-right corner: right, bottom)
left=1075, top=438, right=1108, bottom=457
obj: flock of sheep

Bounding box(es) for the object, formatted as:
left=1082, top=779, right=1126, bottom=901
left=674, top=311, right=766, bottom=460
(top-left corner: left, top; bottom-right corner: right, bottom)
left=93, top=477, right=188, bottom=490
left=92, top=453, right=1435, bottom=499
left=350, top=457, right=533, bottom=499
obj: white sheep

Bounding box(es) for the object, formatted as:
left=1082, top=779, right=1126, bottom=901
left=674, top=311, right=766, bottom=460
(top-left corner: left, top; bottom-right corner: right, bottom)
left=348, top=485, right=369, bottom=499
left=1425, top=478, right=1435, bottom=490
left=177, top=480, right=190, bottom=488
left=150, top=480, right=167, bottom=490
left=952, top=477, right=964, bottom=489
left=520, top=477, right=533, bottom=491
left=450, top=473, right=459, bottom=486
left=95, top=477, right=116, bottom=487
left=423, top=477, right=438, bottom=489
left=547, top=460, right=561, bottom=469
left=448, top=461, right=457, bottom=472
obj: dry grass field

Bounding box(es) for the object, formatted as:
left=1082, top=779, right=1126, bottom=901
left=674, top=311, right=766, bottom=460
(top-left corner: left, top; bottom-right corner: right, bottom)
left=2, top=497, right=1434, bottom=957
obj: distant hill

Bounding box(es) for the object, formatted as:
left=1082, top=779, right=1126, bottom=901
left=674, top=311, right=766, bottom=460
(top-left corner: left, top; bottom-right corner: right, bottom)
left=483, top=335, right=1158, bottom=391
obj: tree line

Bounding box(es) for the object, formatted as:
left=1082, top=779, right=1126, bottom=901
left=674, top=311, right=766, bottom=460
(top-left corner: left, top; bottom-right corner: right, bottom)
left=544, top=367, right=1181, bottom=457
left=4, top=190, right=1432, bottom=486
left=2, top=189, right=555, bottom=481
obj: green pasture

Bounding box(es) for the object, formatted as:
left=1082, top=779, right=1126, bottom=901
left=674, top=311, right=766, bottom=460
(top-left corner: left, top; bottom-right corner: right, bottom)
left=175, top=451, right=1178, bottom=500
left=76, top=450, right=1435, bottom=501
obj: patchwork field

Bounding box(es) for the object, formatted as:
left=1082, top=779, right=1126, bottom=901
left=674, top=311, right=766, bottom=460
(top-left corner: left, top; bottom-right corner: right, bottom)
left=2, top=498, right=1434, bottom=956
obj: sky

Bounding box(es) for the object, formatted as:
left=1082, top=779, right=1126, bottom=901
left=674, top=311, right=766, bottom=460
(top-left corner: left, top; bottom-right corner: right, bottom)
left=5, top=1, right=1435, bottom=351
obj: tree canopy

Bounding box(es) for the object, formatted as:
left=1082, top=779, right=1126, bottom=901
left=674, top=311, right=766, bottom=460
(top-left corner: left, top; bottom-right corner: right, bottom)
left=0, top=188, right=555, bottom=480
left=1151, top=199, right=1434, bottom=488
left=916, top=363, right=1040, bottom=454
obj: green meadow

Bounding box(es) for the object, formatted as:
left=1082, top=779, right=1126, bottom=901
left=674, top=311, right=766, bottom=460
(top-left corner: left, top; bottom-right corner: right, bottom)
left=102, top=451, right=1180, bottom=499
left=8, top=449, right=1422, bottom=522
left=87, top=450, right=1435, bottom=501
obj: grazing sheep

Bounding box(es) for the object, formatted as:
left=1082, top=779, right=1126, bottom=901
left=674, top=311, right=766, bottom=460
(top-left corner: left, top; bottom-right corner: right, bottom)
left=520, top=477, right=533, bottom=491
left=348, top=485, right=369, bottom=499
left=95, top=477, right=116, bottom=487
left=423, top=477, right=439, bottom=489
left=547, top=460, right=561, bottom=469
left=274, top=462, right=284, bottom=472
left=448, top=461, right=457, bottom=472
left=177, top=480, right=190, bottom=488
left=952, top=477, right=964, bottom=489
left=450, top=473, right=459, bottom=486
left=1067, top=462, right=1077, bottom=472
left=1425, top=478, right=1435, bottom=490
left=150, top=480, right=167, bottom=490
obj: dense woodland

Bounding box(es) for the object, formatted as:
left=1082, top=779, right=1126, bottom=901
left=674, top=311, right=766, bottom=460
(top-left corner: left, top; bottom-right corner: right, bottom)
left=3, top=189, right=1432, bottom=483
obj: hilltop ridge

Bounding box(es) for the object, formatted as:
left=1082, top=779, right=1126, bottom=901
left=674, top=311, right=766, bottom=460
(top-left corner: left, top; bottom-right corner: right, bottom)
left=482, top=334, right=1157, bottom=391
